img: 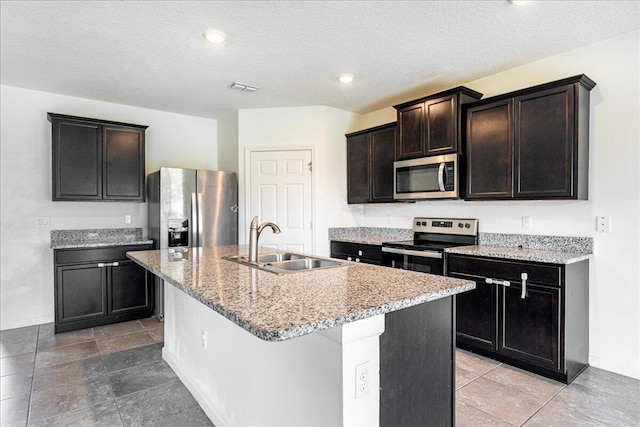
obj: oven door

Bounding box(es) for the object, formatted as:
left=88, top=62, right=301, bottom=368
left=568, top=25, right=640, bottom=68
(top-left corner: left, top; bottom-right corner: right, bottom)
left=381, top=247, right=444, bottom=275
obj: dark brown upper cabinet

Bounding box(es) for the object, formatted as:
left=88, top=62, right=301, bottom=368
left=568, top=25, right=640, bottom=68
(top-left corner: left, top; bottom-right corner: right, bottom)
left=346, top=123, right=397, bottom=204
left=394, top=87, right=483, bottom=160
left=465, top=75, right=596, bottom=200
left=48, top=113, right=147, bottom=202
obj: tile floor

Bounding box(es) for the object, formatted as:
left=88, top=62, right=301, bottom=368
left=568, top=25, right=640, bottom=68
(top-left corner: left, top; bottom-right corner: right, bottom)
left=2, top=319, right=639, bottom=426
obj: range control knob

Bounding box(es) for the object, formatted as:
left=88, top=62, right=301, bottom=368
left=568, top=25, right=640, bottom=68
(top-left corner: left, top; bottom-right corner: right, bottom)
left=458, top=223, right=464, bottom=228
left=465, top=223, right=471, bottom=228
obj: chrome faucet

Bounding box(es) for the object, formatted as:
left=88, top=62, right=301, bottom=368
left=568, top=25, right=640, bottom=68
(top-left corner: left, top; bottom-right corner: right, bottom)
left=248, top=216, right=281, bottom=262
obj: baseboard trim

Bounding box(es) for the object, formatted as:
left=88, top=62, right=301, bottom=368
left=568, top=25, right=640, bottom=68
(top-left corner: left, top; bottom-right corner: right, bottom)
left=162, top=347, right=231, bottom=426
left=0, top=315, right=53, bottom=332
left=589, top=355, right=640, bottom=380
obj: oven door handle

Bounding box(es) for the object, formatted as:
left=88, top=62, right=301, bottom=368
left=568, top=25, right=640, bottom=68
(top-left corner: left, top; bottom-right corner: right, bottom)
left=382, top=246, right=442, bottom=259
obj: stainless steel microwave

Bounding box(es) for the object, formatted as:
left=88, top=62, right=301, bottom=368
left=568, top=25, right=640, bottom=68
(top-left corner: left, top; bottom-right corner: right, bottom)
left=393, top=153, right=459, bottom=200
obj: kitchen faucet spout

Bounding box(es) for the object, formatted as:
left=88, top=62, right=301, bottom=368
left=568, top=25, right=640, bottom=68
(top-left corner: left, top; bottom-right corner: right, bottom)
left=248, top=216, right=281, bottom=262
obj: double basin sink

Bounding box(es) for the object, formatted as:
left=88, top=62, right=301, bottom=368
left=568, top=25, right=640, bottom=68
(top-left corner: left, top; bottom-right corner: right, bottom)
left=223, top=252, right=347, bottom=275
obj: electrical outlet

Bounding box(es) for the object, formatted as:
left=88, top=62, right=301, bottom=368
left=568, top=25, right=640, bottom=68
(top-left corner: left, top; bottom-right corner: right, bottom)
left=37, top=217, right=50, bottom=227
left=355, top=361, right=370, bottom=399
left=201, top=329, right=207, bottom=349
left=596, top=216, right=611, bottom=233
left=125, top=215, right=132, bottom=225
left=521, top=216, right=532, bottom=230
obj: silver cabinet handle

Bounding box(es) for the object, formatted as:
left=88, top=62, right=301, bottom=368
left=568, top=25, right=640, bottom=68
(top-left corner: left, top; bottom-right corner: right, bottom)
left=485, top=278, right=510, bottom=287
left=355, top=258, right=361, bottom=262
left=347, top=257, right=352, bottom=261
left=358, top=250, right=363, bottom=256
left=521, top=272, right=528, bottom=299
left=97, top=262, right=119, bottom=268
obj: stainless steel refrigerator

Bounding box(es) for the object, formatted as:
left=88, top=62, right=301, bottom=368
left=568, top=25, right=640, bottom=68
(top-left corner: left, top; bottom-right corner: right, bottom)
left=147, top=167, right=238, bottom=319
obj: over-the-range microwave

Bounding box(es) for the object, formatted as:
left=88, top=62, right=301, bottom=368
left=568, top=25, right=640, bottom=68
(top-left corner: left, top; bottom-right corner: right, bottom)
left=393, top=153, right=459, bottom=200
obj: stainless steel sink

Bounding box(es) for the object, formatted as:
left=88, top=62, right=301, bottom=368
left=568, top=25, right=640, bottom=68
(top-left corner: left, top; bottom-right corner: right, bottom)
left=223, top=252, right=347, bottom=274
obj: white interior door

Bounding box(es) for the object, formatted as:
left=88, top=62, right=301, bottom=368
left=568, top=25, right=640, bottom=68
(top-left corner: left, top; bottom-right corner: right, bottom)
left=249, top=149, right=313, bottom=253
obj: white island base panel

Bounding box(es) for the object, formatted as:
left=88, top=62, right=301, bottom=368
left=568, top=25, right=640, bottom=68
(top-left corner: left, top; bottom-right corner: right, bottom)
left=163, top=284, right=385, bottom=426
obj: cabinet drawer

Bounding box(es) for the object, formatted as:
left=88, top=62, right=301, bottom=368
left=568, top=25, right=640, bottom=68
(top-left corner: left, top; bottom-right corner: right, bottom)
left=55, top=244, right=152, bottom=265
left=330, top=241, right=382, bottom=262
left=448, top=254, right=561, bottom=287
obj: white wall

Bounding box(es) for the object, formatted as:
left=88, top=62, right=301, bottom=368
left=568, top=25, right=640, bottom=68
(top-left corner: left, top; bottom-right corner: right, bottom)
left=236, top=106, right=362, bottom=256
left=217, top=111, right=239, bottom=173
left=0, top=85, right=218, bottom=330
left=352, top=30, right=640, bottom=380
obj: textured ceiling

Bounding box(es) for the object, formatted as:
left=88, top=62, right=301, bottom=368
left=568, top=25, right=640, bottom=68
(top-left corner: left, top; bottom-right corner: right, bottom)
left=1, top=1, right=638, bottom=119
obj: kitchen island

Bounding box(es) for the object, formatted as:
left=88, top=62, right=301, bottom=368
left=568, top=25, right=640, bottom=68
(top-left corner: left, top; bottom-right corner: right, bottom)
left=127, top=245, right=475, bottom=426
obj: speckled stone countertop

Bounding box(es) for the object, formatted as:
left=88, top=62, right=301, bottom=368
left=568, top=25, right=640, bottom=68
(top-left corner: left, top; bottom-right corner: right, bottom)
left=446, top=245, right=591, bottom=264
left=447, top=232, right=593, bottom=264
left=328, top=227, right=412, bottom=245
left=51, top=228, right=153, bottom=249
left=127, top=245, right=475, bottom=342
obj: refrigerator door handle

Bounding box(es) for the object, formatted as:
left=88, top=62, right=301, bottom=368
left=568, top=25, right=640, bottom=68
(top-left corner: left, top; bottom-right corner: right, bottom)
left=197, top=193, right=204, bottom=247
left=191, top=192, right=198, bottom=247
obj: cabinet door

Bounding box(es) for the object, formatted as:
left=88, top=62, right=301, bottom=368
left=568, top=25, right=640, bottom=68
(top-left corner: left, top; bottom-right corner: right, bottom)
left=454, top=278, right=498, bottom=350
left=425, top=95, right=456, bottom=154
left=347, top=133, right=371, bottom=203
left=514, top=85, right=575, bottom=198
left=109, top=260, right=151, bottom=315
left=52, top=118, right=102, bottom=200
left=499, top=282, right=560, bottom=370
left=56, top=264, right=107, bottom=323
left=466, top=99, right=513, bottom=199
left=396, top=103, right=424, bottom=160
left=103, top=126, right=145, bottom=201
left=370, top=126, right=396, bottom=202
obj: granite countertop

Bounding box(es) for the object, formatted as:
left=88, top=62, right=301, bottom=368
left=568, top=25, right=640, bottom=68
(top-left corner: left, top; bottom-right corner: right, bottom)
left=127, top=245, right=475, bottom=342
left=446, top=245, right=592, bottom=264
left=328, top=227, right=412, bottom=246
left=51, top=228, right=153, bottom=249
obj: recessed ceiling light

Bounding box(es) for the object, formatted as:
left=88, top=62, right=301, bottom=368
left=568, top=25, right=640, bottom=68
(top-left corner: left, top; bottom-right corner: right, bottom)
left=508, top=0, right=531, bottom=5
left=203, top=29, right=227, bottom=44
left=338, top=74, right=355, bottom=84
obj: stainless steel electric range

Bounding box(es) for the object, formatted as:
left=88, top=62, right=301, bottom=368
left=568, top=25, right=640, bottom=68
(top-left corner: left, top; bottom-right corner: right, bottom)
left=381, top=217, right=478, bottom=275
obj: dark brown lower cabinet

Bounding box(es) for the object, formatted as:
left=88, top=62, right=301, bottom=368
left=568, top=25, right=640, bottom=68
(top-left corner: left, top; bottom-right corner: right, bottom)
left=447, top=253, right=589, bottom=384
left=54, top=244, right=153, bottom=333
left=330, top=241, right=382, bottom=265
left=380, top=296, right=455, bottom=426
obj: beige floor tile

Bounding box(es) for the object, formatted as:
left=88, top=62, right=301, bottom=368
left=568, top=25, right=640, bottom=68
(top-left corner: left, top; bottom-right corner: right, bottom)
left=483, top=364, right=565, bottom=401
left=146, top=327, right=164, bottom=343
left=456, top=350, right=501, bottom=376
left=138, top=316, right=163, bottom=330
left=457, top=377, right=547, bottom=426
left=96, top=331, right=155, bottom=355
left=34, top=341, right=100, bottom=369
left=37, top=325, right=95, bottom=351
left=92, top=320, right=145, bottom=339
left=523, top=397, right=608, bottom=427
left=456, top=399, right=515, bottom=427
left=456, top=366, right=480, bottom=390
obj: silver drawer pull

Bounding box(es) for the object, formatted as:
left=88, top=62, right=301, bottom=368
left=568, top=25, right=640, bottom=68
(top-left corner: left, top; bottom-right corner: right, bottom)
left=485, top=278, right=510, bottom=287
left=521, top=273, right=528, bottom=299
left=97, top=262, right=119, bottom=268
